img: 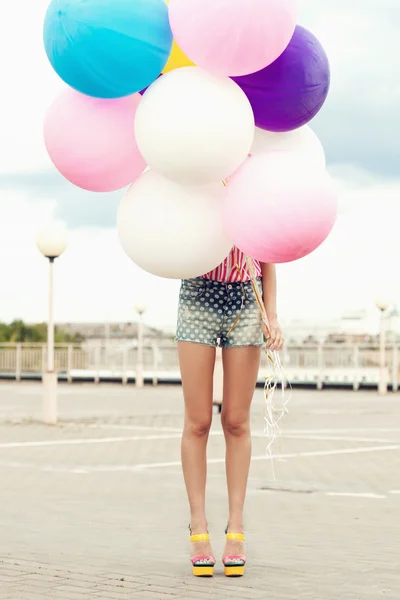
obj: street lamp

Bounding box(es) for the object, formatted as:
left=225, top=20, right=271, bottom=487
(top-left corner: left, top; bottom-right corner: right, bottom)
left=36, top=224, right=68, bottom=424
left=376, top=298, right=390, bottom=396
left=135, top=303, right=146, bottom=389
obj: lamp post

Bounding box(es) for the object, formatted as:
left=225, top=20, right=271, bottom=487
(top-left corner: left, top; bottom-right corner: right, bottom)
left=376, top=299, right=390, bottom=396
left=36, top=224, right=68, bottom=424
left=135, top=304, right=146, bottom=389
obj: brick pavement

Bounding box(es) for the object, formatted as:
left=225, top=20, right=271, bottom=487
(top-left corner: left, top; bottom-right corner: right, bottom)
left=0, top=382, right=399, bottom=599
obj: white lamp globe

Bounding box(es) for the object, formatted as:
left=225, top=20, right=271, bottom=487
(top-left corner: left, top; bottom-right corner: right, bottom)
left=36, top=224, right=68, bottom=259
left=135, top=303, right=147, bottom=315
left=376, top=298, right=390, bottom=312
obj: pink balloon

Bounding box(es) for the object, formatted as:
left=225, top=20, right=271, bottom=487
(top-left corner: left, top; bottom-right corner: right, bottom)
left=224, top=153, right=337, bottom=264
left=169, top=0, right=297, bottom=77
left=44, top=89, right=146, bottom=193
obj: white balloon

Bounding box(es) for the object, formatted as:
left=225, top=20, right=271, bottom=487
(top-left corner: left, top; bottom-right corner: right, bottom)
left=134, top=67, right=255, bottom=185
left=251, top=126, right=326, bottom=170
left=117, top=170, right=233, bottom=279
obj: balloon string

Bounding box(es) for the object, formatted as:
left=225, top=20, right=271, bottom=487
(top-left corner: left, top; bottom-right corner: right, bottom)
left=245, top=257, right=292, bottom=477
left=223, top=171, right=291, bottom=472
left=227, top=256, right=292, bottom=479
left=222, top=177, right=291, bottom=476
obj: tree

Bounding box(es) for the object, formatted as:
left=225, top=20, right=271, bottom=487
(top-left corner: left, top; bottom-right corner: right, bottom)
left=0, top=320, right=85, bottom=344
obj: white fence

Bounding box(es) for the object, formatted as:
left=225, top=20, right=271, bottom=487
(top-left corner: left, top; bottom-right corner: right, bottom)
left=0, top=343, right=398, bottom=391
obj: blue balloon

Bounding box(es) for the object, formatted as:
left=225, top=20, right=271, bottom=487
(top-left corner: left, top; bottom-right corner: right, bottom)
left=43, top=0, right=173, bottom=99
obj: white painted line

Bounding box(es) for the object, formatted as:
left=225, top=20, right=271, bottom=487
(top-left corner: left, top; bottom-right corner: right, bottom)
left=86, top=426, right=399, bottom=445
left=326, top=492, right=387, bottom=499
left=0, top=461, right=156, bottom=474
left=274, top=434, right=400, bottom=444
left=0, top=430, right=224, bottom=450
left=389, top=490, right=400, bottom=495
left=0, top=461, right=257, bottom=479
left=54, top=443, right=400, bottom=473
left=0, top=434, right=183, bottom=449
left=89, top=424, right=182, bottom=433
left=0, top=460, right=83, bottom=473
left=277, top=428, right=400, bottom=434
left=252, top=445, right=400, bottom=461
left=131, top=444, right=400, bottom=470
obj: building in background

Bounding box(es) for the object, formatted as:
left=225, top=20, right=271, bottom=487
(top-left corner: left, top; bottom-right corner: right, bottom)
left=55, top=305, right=400, bottom=348
left=327, top=309, right=376, bottom=344
left=385, top=305, right=400, bottom=342
left=56, top=322, right=174, bottom=348
left=281, top=317, right=341, bottom=344
left=283, top=306, right=400, bottom=345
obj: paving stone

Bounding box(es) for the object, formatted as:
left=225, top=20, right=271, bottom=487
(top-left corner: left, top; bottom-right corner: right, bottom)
left=0, top=384, right=399, bottom=599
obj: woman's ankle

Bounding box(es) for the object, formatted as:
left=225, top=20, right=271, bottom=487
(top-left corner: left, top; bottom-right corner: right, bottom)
left=189, top=518, right=208, bottom=534
left=227, top=517, right=244, bottom=534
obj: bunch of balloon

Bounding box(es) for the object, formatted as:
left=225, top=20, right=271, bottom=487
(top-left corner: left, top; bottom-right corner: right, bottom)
left=43, top=0, right=337, bottom=278
left=42, top=0, right=173, bottom=193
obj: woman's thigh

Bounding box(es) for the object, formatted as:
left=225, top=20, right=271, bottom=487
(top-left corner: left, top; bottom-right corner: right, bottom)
left=178, top=342, right=216, bottom=423
left=222, top=346, right=261, bottom=419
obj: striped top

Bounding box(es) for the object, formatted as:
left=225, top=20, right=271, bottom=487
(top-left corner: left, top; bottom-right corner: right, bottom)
left=203, top=247, right=262, bottom=282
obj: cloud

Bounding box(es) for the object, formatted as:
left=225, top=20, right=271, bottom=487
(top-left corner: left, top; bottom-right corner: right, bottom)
left=0, top=0, right=399, bottom=328
left=0, top=1, right=62, bottom=174
left=278, top=170, right=400, bottom=322
left=1, top=170, right=399, bottom=328
left=299, top=1, right=400, bottom=177
left=0, top=171, right=121, bottom=229
left=0, top=0, right=398, bottom=230
left=0, top=188, right=181, bottom=327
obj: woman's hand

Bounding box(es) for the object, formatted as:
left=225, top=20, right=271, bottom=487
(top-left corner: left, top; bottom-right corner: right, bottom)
left=262, top=317, right=284, bottom=352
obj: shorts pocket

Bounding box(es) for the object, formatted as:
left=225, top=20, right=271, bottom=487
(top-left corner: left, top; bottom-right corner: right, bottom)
left=180, top=279, right=206, bottom=301
left=244, top=279, right=263, bottom=303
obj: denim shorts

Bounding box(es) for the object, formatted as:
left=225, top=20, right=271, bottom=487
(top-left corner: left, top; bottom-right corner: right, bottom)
left=175, top=277, right=264, bottom=349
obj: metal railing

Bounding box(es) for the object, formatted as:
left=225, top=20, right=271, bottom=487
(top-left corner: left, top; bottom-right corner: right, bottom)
left=0, top=342, right=398, bottom=390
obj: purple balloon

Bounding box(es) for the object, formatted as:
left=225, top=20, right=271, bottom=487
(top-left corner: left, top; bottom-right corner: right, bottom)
left=232, top=26, right=330, bottom=132
left=139, top=74, right=162, bottom=95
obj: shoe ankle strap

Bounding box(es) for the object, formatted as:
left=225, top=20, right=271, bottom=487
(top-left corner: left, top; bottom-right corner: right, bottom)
left=226, top=532, right=245, bottom=541
left=190, top=533, right=210, bottom=543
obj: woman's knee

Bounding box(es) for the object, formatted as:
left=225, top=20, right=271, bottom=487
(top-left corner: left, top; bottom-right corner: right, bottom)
left=184, top=415, right=212, bottom=438
left=221, top=411, right=250, bottom=437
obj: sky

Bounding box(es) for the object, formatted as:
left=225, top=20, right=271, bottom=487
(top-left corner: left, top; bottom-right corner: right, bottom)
left=0, top=0, right=399, bottom=330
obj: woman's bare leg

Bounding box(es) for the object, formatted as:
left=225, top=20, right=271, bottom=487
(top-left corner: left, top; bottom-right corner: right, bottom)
left=221, top=346, right=261, bottom=558
left=178, top=342, right=216, bottom=558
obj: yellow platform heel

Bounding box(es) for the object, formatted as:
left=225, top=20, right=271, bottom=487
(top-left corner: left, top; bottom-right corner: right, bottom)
left=223, top=530, right=246, bottom=577
left=189, top=526, right=215, bottom=577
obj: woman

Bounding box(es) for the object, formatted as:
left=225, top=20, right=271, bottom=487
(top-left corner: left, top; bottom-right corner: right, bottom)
left=176, top=246, right=284, bottom=577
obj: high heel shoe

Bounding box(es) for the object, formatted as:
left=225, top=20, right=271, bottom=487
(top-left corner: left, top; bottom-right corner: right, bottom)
left=189, top=525, right=215, bottom=577
left=222, top=528, right=246, bottom=577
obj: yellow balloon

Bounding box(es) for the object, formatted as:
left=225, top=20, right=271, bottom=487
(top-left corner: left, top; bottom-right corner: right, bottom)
left=163, top=41, right=195, bottom=73
left=163, top=0, right=195, bottom=73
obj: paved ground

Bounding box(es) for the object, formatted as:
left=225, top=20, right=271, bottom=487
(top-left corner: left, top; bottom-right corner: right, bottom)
left=0, top=382, right=399, bottom=599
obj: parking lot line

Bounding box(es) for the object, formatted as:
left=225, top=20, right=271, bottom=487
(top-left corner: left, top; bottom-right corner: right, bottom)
left=89, top=424, right=182, bottom=433
left=326, top=492, right=387, bottom=499
left=131, top=444, right=399, bottom=471
left=276, top=434, right=399, bottom=444
left=0, top=434, right=183, bottom=449
left=0, top=431, right=225, bottom=449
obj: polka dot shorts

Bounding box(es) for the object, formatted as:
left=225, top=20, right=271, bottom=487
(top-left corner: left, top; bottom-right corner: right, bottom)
left=175, top=277, right=264, bottom=349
